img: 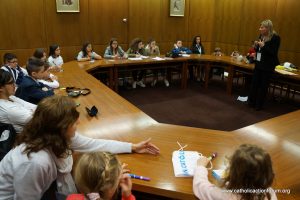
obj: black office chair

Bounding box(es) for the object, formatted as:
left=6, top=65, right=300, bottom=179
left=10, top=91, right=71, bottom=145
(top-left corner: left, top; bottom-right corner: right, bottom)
left=0, top=122, right=17, bottom=161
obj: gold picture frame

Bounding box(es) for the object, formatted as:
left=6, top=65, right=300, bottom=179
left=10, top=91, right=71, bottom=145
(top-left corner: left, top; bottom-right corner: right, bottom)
left=170, top=0, right=185, bottom=17
left=56, top=0, right=80, bottom=13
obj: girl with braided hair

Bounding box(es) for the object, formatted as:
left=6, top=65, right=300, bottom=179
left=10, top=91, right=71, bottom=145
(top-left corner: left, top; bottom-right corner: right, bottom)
left=68, top=152, right=135, bottom=200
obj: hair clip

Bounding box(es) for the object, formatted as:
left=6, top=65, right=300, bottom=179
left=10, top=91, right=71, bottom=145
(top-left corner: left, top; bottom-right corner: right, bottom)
left=86, top=106, right=98, bottom=117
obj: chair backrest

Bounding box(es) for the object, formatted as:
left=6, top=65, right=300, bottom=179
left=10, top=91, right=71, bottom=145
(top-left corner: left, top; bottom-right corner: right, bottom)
left=0, top=122, right=17, bottom=161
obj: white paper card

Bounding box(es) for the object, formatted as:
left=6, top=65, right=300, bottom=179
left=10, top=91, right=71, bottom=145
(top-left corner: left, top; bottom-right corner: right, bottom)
left=181, top=54, right=190, bottom=57
left=128, top=57, right=143, bottom=61
left=172, top=151, right=200, bottom=177
left=256, top=53, right=261, bottom=61
left=152, top=57, right=165, bottom=61
left=237, top=96, right=248, bottom=102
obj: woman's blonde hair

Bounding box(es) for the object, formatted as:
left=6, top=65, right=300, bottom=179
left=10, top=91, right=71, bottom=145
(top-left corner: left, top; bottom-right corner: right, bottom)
left=74, top=152, right=122, bottom=199
left=261, top=19, right=276, bottom=42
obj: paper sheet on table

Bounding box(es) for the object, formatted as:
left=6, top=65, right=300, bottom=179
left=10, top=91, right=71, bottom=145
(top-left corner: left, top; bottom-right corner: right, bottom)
left=152, top=57, right=165, bottom=61
left=237, top=96, right=248, bottom=102
left=181, top=54, right=190, bottom=57
left=128, top=57, right=143, bottom=61
left=275, top=69, right=297, bottom=75
left=172, top=151, right=200, bottom=177
left=140, top=56, right=149, bottom=59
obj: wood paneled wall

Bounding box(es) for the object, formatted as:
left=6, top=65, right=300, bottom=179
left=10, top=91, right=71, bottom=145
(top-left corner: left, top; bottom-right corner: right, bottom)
left=214, top=0, right=300, bottom=66
left=0, top=0, right=300, bottom=66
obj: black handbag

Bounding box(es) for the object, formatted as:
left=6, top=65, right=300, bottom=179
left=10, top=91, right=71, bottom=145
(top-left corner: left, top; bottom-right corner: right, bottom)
left=0, top=122, right=17, bottom=161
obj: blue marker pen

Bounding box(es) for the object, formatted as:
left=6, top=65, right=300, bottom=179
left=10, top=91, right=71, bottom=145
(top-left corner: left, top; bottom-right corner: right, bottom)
left=129, top=174, right=150, bottom=181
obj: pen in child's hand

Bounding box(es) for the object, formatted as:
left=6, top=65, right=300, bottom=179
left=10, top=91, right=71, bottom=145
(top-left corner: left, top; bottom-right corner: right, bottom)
left=129, top=174, right=150, bottom=181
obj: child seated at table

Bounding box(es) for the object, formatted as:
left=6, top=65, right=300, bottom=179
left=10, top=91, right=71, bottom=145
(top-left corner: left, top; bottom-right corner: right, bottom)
left=0, top=69, right=36, bottom=133
left=246, top=41, right=256, bottom=64
left=127, top=38, right=146, bottom=88
left=33, top=48, right=47, bottom=62
left=212, top=47, right=224, bottom=56
left=66, top=152, right=136, bottom=200
left=230, top=50, right=240, bottom=58
left=77, top=42, right=102, bottom=62
left=15, top=57, right=54, bottom=104
left=193, top=144, right=277, bottom=200
left=145, top=39, right=169, bottom=87
left=37, top=62, right=59, bottom=89
left=104, top=38, right=127, bottom=59
left=171, top=40, right=192, bottom=56
left=48, top=44, right=64, bottom=71
left=1, top=53, right=28, bottom=86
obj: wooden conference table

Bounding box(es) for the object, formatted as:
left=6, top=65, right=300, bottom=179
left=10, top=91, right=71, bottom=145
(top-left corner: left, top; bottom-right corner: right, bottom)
left=56, top=58, right=300, bottom=200
left=77, top=54, right=300, bottom=95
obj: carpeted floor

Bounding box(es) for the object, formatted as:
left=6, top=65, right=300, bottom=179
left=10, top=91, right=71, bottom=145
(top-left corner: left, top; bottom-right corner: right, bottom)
left=119, top=77, right=300, bottom=131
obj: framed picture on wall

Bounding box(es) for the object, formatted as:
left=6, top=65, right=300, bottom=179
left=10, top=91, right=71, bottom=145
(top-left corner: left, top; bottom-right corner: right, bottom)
left=170, top=0, right=185, bottom=17
left=56, top=0, right=80, bottom=13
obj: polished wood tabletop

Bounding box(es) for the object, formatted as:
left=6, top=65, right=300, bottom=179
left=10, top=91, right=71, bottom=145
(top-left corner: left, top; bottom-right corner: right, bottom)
left=73, top=55, right=300, bottom=94
left=232, top=110, right=300, bottom=200
left=58, top=60, right=299, bottom=200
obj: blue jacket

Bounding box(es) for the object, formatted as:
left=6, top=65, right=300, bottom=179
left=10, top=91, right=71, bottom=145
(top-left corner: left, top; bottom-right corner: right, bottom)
left=15, top=76, right=54, bottom=104
left=172, top=47, right=192, bottom=55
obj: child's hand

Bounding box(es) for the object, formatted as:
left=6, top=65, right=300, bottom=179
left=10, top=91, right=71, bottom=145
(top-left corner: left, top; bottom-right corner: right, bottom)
left=50, top=75, right=58, bottom=81
left=197, top=156, right=210, bottom=167
left=132, top=138, right=160, bottom=155
left=120, top=174, right=132, bottom=198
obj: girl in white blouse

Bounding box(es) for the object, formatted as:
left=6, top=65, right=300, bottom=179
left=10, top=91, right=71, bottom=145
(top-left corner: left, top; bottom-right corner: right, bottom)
left=48, top=44, right=64, bottom=71
left=0, top=95, right=159, bottom=199
left=77, top=42, right=102, bottom=62
left=0, top=69, right=36, bottom=133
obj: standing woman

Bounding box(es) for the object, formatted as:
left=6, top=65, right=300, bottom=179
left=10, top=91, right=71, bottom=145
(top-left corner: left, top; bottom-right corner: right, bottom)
left=0, top=95, right=159, bottom=199
left=77, top=42, right=102, bottom=62
left=48, top=44, right=64, bottom=71
left=104, top=38, right=127, bottom=59
left=127, top=38, right=146, bottom=88
left=190, top=35, right=205, bottom=81
left=248, top=19, right=280, bottom=110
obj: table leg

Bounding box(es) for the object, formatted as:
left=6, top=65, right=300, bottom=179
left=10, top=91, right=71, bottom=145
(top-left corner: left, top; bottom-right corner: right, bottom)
left=114, top=67, right=119, bottom=92
left=181, top=62, right=188, bottom=89
left=109, top=67, right=114, bottom=90
left=204, top=62, right=210, bottom=89
left=227, top=65, right=234, bottom=95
